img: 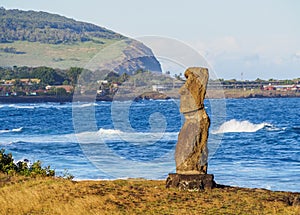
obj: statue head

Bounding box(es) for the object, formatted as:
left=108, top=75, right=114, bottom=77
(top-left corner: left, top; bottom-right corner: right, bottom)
left=179, top=67, right=209, bottom=114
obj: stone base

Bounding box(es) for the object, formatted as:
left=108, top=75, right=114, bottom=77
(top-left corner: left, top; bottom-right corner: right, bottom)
left=166, top=173, right=216, bottom=190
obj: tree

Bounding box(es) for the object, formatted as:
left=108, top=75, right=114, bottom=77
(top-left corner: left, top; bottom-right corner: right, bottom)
left=80, top=70, right=94, bottom=83
left=268, top=78, right=277, bottom=82
left=134, top=69, right=146, bottom=75
left=63, top=80, right=69, bottom=85
left=105, top=71, right=120, bottom=83
left=119, top=73, right=129, bottom=82
left=32, top=67, right=59, bottom=85
left=174, top=74, right=183, bottom=81
left=284, top=79, right=293, bottom=85
left=55, top=87, right=67, bottom=96
left=13, top=79, right=23, bottom=88
left=67, top=67, right=83, bottom=85
left=255, top=78, right=265, bottom=83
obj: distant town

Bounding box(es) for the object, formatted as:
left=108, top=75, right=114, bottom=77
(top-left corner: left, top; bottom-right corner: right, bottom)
left=209, top=78, right=300, bottom=91
left=0, top=66, right=299, bottom=101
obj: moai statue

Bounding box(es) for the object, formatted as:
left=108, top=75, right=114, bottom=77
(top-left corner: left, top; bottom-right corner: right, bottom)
left=167, top=67, right=214, bottom=190
left=175, top=67, right=210, bottom=174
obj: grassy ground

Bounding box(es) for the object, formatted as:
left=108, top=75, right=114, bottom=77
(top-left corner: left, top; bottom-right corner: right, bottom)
left=0, top=173, right=299, bottom=215
left=0, top=40, right=121, bottom=69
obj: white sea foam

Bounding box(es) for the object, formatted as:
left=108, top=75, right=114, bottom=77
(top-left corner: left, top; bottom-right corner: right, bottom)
left=9, top=104, right=35, bottom=109
left=1, top=132, right=75, bottom=145
left=1, top=128, right=178, bottom=145
left=0, top=127, right=23, bottom=134
left=0, top=102, right=103, bottom=110
left=212, top=119, right=272, bottom=134
left=76, top=103, right=98, bottom=108
left=11, top=127, right=23, bottom=132
left=78, top=128, right=178, bottom=145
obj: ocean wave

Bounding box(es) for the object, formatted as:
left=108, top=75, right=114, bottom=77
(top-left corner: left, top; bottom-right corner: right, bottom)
left=73, top=103, right=99, bottom=108
left=212, top=119, right=272, bottom=134
left=77, top=128, right=178, bottom=144
left=98, top=128, right=123, bottom=135
left=1, top=128, right=178, bottom=145
left=0, top=127, right=23, bottom=134
left=9, top=104, right=35, bottom=109
left=1, top=103, right=51, bottom=109
left=0, top=102, right=104, bottom=110
left=0, top=133, right=76, bottom=145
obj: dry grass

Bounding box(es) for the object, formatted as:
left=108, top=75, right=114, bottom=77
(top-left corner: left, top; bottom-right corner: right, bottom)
left=0, top=173, right=299, bottom=215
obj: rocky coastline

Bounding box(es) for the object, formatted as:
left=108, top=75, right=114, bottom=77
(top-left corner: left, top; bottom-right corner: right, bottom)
left=0, top=90, right=299, bottom=103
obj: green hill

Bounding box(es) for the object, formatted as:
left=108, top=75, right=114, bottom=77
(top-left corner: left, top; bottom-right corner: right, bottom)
left=0, top=7, right=123, bottom=44
left=0, top=8, right=161, bottom=74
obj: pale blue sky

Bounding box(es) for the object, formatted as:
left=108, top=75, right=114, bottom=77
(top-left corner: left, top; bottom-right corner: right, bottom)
left=1, top=0, right=300, bottom=80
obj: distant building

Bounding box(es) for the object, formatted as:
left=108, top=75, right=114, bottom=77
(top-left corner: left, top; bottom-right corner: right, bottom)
left=263, top=84, right=300, bottom=91
left=152, top=85, right=170, bottom=92
left=4, top=78, right=41, bottom=85
left=46, top=85, right=74, bottom=93
left=25, top=89, right=46, bottom=96
left=97, top=80, right=108, bottom=85
left=111, top=82, right=119, bottom=88
left=173, top=81, right=184, bottom=88
left=263, top=84, right=276, bottom=91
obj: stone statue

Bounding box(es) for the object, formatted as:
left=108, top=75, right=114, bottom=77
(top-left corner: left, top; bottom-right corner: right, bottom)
left=166, top=67, right=214, bottom=190
left=175, top=67, right=210, bottom=174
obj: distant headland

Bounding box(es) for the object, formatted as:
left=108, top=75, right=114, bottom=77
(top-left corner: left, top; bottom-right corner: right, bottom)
left=0, top=8, right=162, bottom=74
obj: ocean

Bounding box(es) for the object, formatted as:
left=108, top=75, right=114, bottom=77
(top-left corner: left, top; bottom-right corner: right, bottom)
left=0, top=98, right=299, bottom=192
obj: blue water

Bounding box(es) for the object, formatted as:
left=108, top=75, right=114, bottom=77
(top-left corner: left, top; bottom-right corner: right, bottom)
left=0, top=98, right=299, bottom=192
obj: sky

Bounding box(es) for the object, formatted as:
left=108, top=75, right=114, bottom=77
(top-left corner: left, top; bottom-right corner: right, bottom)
left=1, top=0, right=300, bottom=80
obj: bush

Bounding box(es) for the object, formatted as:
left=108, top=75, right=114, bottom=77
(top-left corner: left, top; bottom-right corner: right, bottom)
left=0, top=149, right=55, bottom=177
left=0, top=149, right=15, bottom=174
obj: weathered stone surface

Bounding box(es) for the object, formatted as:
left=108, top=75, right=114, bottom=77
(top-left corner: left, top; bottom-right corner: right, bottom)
left=175, top=67, right=210, bottom=174
left=166, top=173, right=215, bottom=190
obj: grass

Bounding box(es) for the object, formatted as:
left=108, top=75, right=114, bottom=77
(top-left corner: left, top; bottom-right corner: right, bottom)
left=0, top=173, right=299, bottom=215
left=0, top=39, right=122, bottom=69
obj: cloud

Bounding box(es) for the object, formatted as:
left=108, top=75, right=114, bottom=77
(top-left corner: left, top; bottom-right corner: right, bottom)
left=210, top=36, right=240, bottom=54
left=194, top=36, right=240, bottom=57
left=192, top=37, right=300, bottom=80
left=192, top=36, right=241, bottom=69
left=194, top=36, right=240, bottom=56
left=243, top=54, right=260, bottom=67
left=293, top=51, right=300, bottom=60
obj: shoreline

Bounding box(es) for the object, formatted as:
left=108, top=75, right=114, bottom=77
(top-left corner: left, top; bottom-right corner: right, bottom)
left=0, top=90, right=300, bottom=103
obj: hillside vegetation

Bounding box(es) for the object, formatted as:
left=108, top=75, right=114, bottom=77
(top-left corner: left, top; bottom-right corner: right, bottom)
left=0, top=7, right=123, bottom=44
left=0, top=8, right=161, bottom=74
